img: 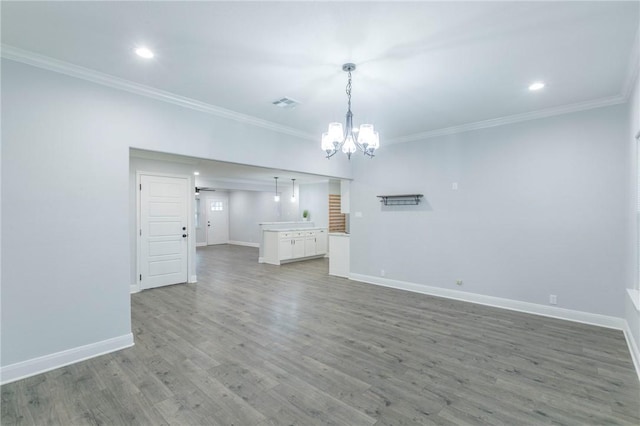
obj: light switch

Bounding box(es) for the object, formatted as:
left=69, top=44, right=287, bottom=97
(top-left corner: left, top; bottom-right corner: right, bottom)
left=452, top=182, right=458, bottom=190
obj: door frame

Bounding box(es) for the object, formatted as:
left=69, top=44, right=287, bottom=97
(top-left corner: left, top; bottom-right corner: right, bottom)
left=134, top=171, right=197, bottom=293
left=205, top=194, right=230, bottom=245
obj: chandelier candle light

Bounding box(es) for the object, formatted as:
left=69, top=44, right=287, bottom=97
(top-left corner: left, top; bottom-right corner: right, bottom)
left=322, top=63, right=379, bottom=159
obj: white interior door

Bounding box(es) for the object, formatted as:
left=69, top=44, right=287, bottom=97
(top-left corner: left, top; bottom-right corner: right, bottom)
left=140, top=175, right=189, bottom=290
left=206, top=196, right=229, bottom=245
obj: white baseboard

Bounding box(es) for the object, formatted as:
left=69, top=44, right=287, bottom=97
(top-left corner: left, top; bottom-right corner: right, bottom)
left=622, top=321, right=640, bottom=381
left=228, top=240, right=260, bottom=248
left=349, top=274, right=626, bottom=331
left=188, top=275, right=197, bottom=283
left=0, top=333, right=134, bottom=385
left=130, top=284, right=140, bottom=294
left=196, top=242, right=207, bottom=247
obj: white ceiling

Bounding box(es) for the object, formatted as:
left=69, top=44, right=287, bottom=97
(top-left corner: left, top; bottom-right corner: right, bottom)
left=2, top=1, right=638, bottom=145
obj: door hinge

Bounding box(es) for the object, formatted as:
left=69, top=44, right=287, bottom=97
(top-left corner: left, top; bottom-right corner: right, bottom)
left=139, top=274, right=142, bottom=281
left=139, top=229, right=142, bottom=236
left=139, top=184, right=142, bottom=190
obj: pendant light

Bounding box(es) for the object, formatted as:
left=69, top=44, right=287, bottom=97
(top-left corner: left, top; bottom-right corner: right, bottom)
left=291, top=178, right=296, bottom=202
left=274, top=177, right=280, bottom=202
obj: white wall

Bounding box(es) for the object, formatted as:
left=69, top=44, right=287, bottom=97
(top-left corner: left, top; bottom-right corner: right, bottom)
left=625, top=68, right=640, bottom=364
left=228, top=189, right=299, bottom=245
left=351, top=104, right=628, bottom=318
left=329, top=180, right=340, bottom=195
left=195, top=194, right=207, bottom=244
left=1, top=59, right=350, bottom=373
left=2, top=62, right=131, bottom=368
left=299, top=182, right=329, bottom=229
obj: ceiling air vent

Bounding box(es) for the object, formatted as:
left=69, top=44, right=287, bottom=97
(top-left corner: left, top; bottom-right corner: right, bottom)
left=272, top=97, right=300, bottom=109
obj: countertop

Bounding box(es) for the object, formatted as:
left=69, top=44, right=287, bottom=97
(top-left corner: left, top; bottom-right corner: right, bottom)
left=259, top=221, right=311, bottom=226
left=264, top=227, right=327, bottom=232
left=329, top=232, right=350, bottom=237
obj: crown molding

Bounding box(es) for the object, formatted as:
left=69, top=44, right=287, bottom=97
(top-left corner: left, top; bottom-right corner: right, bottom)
left=622, top=25, right=640, bottom=101
left=0, top=44, right=316, bottom=142
left=386, top=95, right=626, bottom=145
left=1, top=44, right=632, bottom=147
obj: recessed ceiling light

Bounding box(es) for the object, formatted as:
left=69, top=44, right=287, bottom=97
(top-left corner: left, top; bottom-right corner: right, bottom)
left=135, top=46, right=154, bottom=59
left=193, top=171, right=200, bottom=176
left=529, top=81, right=545, bottom=91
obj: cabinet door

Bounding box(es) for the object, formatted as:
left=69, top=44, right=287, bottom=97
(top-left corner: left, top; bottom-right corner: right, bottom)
left=315, top=230, right=327, bottom=255
left=304, top=237, right=316, bottom=256
left=279, top=239, right=292, bottom=260
left=292, top=237, right=305, bottom=258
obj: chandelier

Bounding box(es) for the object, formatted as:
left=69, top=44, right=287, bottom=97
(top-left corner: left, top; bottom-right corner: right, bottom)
left=321, top=63, right=379, bottom=160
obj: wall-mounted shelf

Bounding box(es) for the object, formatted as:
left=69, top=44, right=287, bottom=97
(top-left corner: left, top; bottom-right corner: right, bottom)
left=377, top=194, right=423, bottom=206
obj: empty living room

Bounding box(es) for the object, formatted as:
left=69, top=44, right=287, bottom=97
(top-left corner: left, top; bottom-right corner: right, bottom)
left=1, top=1, right=639, bottom=425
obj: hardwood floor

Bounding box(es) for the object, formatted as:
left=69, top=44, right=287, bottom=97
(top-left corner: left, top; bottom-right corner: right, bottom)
left=2, top=244, right=639, bottom=425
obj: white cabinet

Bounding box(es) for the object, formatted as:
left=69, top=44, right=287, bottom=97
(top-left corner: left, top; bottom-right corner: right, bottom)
left=262, top=228, right=328, bottom=265
left=303, top=229, right=327, bottom=257
left=276, top=231, right=305, bottom=261
left=329, top=233, right=350, bottom=278
left=292, top=236, right=305, bottom=258
left=278, top=238, right=293, bottom=260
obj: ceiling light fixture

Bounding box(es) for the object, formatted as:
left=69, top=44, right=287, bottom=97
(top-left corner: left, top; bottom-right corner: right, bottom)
left=274, top=177, right=280, bottom=202
left=321, top=63, right=379, bottom=160
left=529, top=81, right=545, bottom=91
left=193, top=171, right=200, bottom=176
left=291, top=178, right=296, bottom=203
left=135, top=46, right=154, bottom=59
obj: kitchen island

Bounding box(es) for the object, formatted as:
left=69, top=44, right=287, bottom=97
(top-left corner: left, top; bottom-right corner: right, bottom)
left=260, top=227, right=327, bottom=265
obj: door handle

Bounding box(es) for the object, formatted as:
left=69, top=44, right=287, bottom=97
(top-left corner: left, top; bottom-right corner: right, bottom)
left=182, top=234, right=188, bottom=238
left=182, top=226, right=186, bottom=231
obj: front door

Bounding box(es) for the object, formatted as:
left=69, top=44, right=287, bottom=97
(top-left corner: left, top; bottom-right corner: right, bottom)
left=206, top=196, right=229, bottom=245
left=139, top=174, right=189, bottom=289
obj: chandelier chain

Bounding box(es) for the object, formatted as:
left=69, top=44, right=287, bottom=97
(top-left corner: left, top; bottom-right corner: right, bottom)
left=346, top=71, right=352, bottom=112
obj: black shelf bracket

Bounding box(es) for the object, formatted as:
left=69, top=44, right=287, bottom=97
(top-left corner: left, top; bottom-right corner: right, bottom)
left=377, top=194, right=423, bottom=206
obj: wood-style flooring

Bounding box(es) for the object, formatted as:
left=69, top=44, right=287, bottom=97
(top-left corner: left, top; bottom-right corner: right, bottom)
left=2, top=244, right=639, bottom=425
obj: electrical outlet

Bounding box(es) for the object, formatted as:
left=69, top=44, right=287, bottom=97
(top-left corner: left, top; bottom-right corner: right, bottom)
left=380, top=269, right=386, bottom=277
left=549, top=294, right=557, bottom=305
left=456, top=280, right=463, bottom=286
